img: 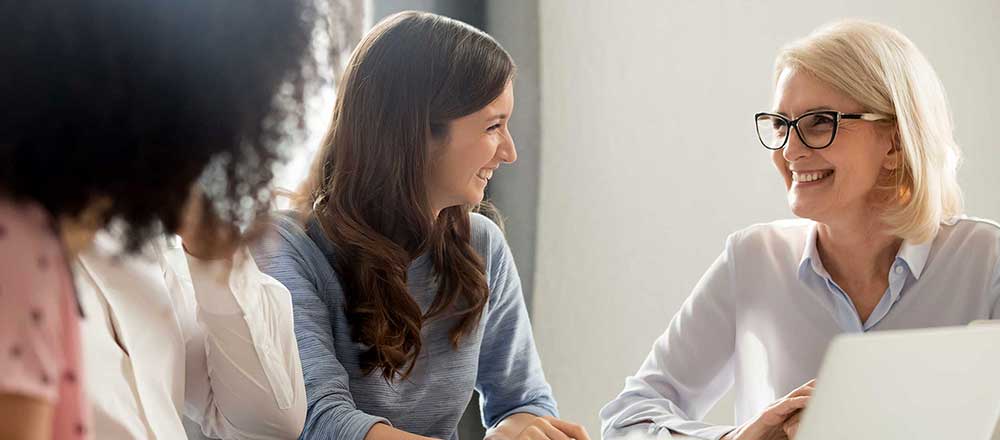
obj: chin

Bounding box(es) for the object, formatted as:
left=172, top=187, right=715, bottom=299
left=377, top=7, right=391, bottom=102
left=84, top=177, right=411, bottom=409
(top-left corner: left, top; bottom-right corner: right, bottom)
left=463, top=193, right=485, bottom=207
left=788, top=197, right=813, bottom=219
left=790, top=204, right=827, bottom=223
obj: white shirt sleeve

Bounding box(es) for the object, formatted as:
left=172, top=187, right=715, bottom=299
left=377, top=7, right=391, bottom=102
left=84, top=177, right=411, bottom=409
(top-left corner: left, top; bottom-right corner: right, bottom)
left=599, top=234, right=740, bottom=440
left=178, top=246, right=306, bottom=440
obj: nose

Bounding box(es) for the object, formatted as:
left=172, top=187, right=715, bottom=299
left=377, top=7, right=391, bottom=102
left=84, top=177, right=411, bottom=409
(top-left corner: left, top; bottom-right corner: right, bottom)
left=781, top=126, right=812, bottom=163
left=496, top=130, right=517, bottom=164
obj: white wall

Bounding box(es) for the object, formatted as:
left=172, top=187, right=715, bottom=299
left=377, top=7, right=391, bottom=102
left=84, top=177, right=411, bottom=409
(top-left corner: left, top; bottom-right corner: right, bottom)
left=533, top=0, right=1000, bottom=435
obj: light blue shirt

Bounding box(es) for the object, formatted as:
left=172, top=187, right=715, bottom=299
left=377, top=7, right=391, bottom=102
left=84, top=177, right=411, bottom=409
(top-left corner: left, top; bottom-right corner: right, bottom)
left=252, top=212, right=557, bottom=440
left=798, top=222, right=933, bottom=333
left=601, top=217, right=1000, bottom=440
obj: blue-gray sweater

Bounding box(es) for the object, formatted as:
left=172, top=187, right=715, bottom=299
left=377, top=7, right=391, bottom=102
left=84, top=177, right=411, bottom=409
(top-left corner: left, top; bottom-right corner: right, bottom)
left=251, top=212, right=557, bottom=440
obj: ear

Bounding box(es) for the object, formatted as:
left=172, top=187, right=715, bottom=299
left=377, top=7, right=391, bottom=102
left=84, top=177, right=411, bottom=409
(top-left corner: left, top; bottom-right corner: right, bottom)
left=427, top=124, right=450, bottom=159
left=882, top=130, right=902, bottom=171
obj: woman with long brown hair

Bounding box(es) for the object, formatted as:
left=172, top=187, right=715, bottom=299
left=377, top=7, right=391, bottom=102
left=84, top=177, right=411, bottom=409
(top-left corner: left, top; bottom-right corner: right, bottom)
left=252, top=11, right=588, bottom=440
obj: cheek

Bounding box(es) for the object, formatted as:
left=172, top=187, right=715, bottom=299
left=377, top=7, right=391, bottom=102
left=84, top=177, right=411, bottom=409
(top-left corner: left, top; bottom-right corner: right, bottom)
left=441, top=140, right=494, bottom=185
left=475, top=138, right=500, bottom=164
left=771, top=150, right=790, bottom=185
left=431, top=152, right=466, bottom=189
left=828, top=150, right=882, bottom=192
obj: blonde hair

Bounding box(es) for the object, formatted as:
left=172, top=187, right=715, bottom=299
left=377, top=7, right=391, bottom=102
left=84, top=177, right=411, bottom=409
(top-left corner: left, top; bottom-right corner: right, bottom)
left=776, top=20, right=963, bottom=243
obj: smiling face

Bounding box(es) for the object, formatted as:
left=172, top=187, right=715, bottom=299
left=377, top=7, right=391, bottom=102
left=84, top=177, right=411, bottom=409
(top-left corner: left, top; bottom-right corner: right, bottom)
left=426, top=81, right=517, bottom=216
left=770, top=67, right=899, bottom=226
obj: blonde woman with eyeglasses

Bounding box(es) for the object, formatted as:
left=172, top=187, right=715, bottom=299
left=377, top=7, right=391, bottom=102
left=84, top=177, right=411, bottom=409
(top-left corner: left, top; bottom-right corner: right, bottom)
left=601, top=20, right=1000, bottom=440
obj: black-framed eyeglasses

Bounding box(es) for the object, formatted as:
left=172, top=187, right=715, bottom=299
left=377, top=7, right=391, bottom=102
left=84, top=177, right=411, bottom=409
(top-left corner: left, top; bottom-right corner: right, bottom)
left=754, top=110, right=893, bottom=150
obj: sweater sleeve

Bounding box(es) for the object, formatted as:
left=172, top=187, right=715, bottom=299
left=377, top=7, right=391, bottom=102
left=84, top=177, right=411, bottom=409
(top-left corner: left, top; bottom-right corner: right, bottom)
left=471, top=214, right=559, bottom=428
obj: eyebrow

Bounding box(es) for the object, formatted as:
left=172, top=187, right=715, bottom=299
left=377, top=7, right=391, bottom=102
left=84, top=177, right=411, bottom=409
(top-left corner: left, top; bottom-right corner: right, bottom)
left=773, top=106, right=834, bottom=117
left=486, top=113, right=508, bottom=122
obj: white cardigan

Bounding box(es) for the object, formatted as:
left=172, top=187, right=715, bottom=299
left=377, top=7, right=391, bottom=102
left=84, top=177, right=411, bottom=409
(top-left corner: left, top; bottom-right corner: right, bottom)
left=76, top=233, right=305, bottom=440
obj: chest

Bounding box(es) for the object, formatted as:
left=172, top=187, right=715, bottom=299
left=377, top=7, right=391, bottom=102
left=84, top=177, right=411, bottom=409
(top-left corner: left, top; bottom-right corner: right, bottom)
left=76, top=251, right=191, bottom=439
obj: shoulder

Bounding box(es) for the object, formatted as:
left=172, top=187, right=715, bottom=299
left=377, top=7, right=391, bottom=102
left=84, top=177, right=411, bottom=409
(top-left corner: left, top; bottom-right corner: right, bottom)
left=0, top=197, right=61, bottom=261
left=726, top=218, right=813, bottom=255
left=265, top=210, right=313, bottom=243
left=0, top=198, right=67, bottom=294
left=934, top=216, right=1000, bottom=257
left=254, top=210, right=317, bottom=259
left=942, top=216, right=1000, bottom=240
left=251, top=210, right=333, bottom=284
left=469, top=212, right=507, bottom=261
left=0, top=198, right=70, bottom=402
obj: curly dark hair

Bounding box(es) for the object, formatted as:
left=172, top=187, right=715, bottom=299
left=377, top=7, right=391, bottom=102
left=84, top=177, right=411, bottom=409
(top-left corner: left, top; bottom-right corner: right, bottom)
left=0, top=0, right=342, bottom=250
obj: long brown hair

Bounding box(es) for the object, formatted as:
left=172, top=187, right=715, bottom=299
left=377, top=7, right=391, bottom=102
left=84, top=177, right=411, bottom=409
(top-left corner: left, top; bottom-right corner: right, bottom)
left=297, top=11, right=515, bottom=381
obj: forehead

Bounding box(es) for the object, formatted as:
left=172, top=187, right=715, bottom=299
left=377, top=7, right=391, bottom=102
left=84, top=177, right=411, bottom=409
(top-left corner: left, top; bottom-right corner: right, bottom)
left=474, top=81, right=514, bottom=117
left=773, top=67, right=861, bottom=116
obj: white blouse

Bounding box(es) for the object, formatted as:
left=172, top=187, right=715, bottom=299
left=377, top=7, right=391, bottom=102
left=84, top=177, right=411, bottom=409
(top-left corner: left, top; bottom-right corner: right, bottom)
left=76, top=233, right=305, bottom=439
left=600, top=217, right=1000, bottom=440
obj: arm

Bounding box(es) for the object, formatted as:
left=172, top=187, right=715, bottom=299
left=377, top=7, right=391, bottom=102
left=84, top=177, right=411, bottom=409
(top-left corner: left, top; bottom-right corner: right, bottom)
left=0, top=209, right=72, bottom=440
left=250, top=220, right=390, bottom=440
left=0, top=395, right=52, bottom=439
left=473, top=218, right=580, bottom=439
left=599, top=235, right=740, bottom=440
left=176, top=244, right=307, bottom=439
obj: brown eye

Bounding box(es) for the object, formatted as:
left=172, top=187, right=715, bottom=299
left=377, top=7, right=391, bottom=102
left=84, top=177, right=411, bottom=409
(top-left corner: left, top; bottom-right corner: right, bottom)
left=804, top=114, right=835, bottom=130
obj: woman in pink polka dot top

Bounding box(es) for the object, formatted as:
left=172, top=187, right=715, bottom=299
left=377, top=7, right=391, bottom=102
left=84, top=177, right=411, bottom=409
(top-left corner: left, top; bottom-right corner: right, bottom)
left=0, top=0, right=335, bottom=437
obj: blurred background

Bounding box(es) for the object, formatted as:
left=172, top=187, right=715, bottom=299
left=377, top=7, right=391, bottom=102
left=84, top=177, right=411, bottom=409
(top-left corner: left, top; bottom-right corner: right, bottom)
left=276, top=0, right=1000, bottom=437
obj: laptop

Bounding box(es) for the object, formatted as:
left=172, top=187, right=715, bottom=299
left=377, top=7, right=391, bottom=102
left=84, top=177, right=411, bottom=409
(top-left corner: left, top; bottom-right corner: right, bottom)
left=796, top=325, right=1000, bottom=440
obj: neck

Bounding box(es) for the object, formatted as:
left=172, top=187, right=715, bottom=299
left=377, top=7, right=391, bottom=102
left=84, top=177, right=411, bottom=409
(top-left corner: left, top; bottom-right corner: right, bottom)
left=58, top=197, right=111, bottom=258
left=427, top=194, right=449, bottom=223
left=815, top=209, right=901, bottom=286
left=59, top=218, right=97, bottom=258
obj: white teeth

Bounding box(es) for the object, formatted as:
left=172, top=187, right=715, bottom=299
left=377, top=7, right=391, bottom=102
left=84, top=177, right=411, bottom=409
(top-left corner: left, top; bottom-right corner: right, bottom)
left=477, top=169, right=493, bottom=181
left=792, top=170, right=833, bottom=183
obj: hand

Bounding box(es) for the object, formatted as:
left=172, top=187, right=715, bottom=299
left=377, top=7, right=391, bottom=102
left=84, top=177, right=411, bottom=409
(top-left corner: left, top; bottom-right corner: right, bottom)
left=780, top=408, right=804, bottom=439
left=177, top=186, right=240, bottom=260
left=512, top=416, right=590, bottom=440
left=721, top=379, right=815, bottom=440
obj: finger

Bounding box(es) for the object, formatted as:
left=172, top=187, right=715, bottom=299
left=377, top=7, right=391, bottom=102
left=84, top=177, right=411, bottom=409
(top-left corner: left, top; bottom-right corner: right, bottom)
left=783, top=411, right=802, bottom=427
left=527, top=426, right=551, bottom=440
left=761, top=396, right=809, bottom=425
left=536, top=421, right=572, bottom=440
left=784, top=417, right=801, bottom=440
left=518, top=426, right=544, bottom=440
left=783, top=412, right=802, bottom=438
left=783, top=379, right=817, bottom=399
left=542, top=417, right=591, bottom=440
left=785, top=386, right=815, bottom=400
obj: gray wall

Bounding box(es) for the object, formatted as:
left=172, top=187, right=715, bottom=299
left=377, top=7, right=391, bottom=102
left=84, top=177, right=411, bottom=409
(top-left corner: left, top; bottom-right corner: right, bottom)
left=533, top=0, right=1000, bottom=436
left=485, top=0, right=543, bottom=315
left=373, top=0, right=484, bottom=27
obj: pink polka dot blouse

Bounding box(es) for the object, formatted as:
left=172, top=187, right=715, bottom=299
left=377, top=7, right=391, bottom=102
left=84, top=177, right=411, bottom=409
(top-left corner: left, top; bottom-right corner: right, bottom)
left=0, top=197, right=89, bottom=439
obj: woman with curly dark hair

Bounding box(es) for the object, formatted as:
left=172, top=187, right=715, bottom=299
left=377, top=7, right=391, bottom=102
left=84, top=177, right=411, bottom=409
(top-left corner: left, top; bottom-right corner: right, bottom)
left=0, top=1, right=336, bottom=438
left=252, top=11, right=589, bottom=440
